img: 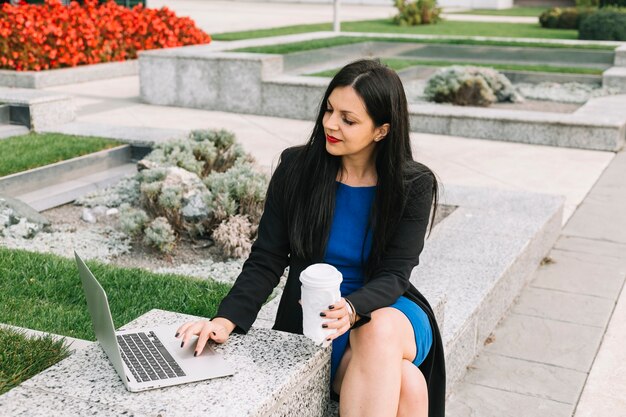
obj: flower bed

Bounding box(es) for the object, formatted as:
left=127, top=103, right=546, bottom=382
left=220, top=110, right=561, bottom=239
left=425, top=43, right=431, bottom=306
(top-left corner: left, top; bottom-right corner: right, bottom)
left=0, top=0, right=211, bottom=71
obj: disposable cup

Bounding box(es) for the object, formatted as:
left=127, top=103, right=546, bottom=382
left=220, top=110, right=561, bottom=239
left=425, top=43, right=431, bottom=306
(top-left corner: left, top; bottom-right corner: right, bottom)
left=300, top=263, right=343, bottom=347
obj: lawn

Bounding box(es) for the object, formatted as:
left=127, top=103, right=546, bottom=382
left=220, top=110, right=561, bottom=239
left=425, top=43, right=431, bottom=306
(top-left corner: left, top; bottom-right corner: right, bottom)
left=0, top=326, right=70, bottom=395
left=232, top=36, right=615, bottom=56
left=0, top=132, right=122, bottom=177
left=213, top=19, right=578, bottom=41
left=448, top=6, right=551, bottom=17
left=308, top=57, right=604, bottom=77
left=0, top=248, right=231, bottom=341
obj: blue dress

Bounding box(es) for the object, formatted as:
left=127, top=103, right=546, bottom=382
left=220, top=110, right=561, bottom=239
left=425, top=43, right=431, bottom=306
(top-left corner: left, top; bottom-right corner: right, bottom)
left=323, top=182, right=433, bottom=388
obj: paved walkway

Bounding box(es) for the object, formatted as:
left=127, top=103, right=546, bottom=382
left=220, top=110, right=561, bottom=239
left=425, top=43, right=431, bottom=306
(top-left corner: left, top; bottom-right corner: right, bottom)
left=146, top=0, right=537, bottom=35
left=36, top=1, right=625, bottom=414
left=446, top=151, right=626, bottom=416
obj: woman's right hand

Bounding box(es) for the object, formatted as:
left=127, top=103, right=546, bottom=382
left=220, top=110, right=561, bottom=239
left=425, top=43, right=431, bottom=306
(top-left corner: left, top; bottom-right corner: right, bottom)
left=175, top=317, right=236, bottom=356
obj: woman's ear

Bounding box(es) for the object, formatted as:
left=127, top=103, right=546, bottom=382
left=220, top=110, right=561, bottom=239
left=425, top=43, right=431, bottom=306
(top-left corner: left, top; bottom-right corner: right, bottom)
left=375, top=123, right=390, bottom=142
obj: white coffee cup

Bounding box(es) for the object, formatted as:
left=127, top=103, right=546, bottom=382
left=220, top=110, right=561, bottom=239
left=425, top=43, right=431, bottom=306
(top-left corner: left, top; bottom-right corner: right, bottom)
left=300, top=263, right=343, bottom=347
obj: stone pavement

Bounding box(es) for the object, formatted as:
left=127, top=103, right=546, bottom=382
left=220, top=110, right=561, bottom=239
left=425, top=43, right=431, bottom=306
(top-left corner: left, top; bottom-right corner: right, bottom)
left=446, top=152, right=626, bottom=416
left=34, top=1, right=626, bottom=414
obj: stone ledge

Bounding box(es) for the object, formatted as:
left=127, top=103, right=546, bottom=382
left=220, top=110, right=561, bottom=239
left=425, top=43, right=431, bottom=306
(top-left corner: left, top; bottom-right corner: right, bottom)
left=603, top=66, right=626, bottom=93
left=615, top=45, right=626, bottom=67
left=0, top=87, right=75, bottom=130
left=139, top=45, right=626, bottom=151
left=0, top=60, right=138, bottom=89
left=0, top=309, right=330, bottom=417
left=0, top=145, right=131, bottom=197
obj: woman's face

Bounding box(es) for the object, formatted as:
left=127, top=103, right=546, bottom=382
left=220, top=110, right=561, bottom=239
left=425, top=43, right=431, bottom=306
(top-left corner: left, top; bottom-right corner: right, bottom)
left=322, top=86, right=389, bottom=163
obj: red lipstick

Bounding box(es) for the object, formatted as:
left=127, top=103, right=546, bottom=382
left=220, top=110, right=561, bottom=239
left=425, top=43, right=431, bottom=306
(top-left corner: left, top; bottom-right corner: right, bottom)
left=326, top=134, right=340, bottom=143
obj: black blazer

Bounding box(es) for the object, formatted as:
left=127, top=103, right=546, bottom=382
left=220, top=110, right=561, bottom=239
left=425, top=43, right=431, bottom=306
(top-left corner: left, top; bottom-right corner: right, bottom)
left=213, top=148, right=446, bottom=417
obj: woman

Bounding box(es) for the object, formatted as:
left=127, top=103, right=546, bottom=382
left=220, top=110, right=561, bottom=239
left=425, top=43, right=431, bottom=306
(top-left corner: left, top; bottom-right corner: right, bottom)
left=175, top=59, right=445, bottom=417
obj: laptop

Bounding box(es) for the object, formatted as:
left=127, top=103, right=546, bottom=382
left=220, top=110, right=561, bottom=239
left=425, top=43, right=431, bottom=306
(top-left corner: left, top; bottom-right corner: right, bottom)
left=74, top=251, right=235, bottom=392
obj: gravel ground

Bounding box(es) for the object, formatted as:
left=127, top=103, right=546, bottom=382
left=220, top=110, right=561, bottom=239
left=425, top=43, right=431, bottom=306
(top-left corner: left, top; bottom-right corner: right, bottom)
left=2, top=203, right=246, bottom=284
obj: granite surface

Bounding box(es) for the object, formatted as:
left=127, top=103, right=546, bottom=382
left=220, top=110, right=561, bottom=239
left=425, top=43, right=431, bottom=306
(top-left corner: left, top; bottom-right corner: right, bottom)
left=6, top=309, right=330, bottom=417
left=0, top=60, right=138, bottom=89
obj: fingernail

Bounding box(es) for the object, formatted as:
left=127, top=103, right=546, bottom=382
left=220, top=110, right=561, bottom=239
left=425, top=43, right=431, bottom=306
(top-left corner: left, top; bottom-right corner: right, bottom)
left=322, top=324, right=328, bottom=328
left=320, top=312, right=326, bottom=317
left=175, top=332, right=179, bottom=337
left=194, top=351, right=198, bottom=357
left=180, top=341, right=184, bottom=348
left=328, top=305, right=335, bottom=309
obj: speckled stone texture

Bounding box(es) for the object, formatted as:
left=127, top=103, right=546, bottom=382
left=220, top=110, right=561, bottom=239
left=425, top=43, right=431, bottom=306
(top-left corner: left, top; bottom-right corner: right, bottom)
left=425, top=185, right=564, bottom=391
left=615, top=45, right=626, bottom=67
left=1, top=309, right=331, bottom=417
left=0, top=60, right=138, bottom=89
left=603, top=67, right=626, bottom=93
left=0, top=87, right=75, bottom=130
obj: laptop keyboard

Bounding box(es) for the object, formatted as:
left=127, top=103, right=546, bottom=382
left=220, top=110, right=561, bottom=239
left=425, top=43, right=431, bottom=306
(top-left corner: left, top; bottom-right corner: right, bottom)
left=117, top=331, right=186, bottom=383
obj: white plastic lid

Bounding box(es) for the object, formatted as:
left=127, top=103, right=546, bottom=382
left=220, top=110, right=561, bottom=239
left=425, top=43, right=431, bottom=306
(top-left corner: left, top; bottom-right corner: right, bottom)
left=299, top=263, right=343, bottom=288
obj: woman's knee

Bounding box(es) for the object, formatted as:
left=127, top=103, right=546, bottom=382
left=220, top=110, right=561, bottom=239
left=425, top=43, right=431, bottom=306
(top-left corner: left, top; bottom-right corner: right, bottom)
left=350, top=308, right=414, bottom=358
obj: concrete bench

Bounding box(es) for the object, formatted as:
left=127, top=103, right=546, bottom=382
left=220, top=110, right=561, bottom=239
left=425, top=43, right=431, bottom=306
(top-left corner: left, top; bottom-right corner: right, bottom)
left=0, top=309, right=331, bottom=417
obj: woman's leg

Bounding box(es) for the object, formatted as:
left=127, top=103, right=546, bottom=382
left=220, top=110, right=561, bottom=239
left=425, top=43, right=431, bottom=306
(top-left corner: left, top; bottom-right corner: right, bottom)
left=397, top=359, right=428, bottom=417
left=336, top=307, right=427, bottom=417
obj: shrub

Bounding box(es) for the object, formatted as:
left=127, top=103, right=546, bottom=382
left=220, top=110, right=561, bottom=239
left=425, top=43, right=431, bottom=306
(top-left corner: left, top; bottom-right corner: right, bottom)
left=79, top=129, right=268, bottom=258
left=539, top=7, right=596, bottom=29
left=576, top=0, right=599, bottom=6
left=0, top=0, right=211, bottom=71
left=143, top=217, right=176, bottom=254
left=393, top=0, right=441, bottom=26
left=579, top=8, right=626, bottom=40
left=211, top=215, right=253, bottom=259
left=424, top=66, right=522, bottom=107
left=118, top=204, right=149, bottom=237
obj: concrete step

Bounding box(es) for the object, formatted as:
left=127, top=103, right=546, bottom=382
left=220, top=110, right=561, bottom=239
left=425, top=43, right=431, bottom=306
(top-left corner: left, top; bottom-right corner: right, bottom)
left=0, top=145, right=132, bottom=197
left=0, top=104, right=9, bottom=124
left=603, top=66, right=626, bottom=93
left=15, top=163, right=137, bottom=211
left=615, top=45, right=626, bottom=67
left=0, top=123, right=29, bottom=140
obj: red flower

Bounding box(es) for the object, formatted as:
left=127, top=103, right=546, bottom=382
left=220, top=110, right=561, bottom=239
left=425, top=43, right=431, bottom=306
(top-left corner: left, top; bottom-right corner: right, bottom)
left=0, top=0, right=211, bottom=71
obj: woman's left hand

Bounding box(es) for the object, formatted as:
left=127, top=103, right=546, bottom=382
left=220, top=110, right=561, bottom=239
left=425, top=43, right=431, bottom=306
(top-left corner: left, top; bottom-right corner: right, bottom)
left=320, top=297, right=352, bottom=342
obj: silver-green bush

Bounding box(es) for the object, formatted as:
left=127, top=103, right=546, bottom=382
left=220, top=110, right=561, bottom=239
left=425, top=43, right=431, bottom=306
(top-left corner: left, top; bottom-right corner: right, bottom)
left=80, top=129, right=268, bottom=258
left=143, top=217, right=176, bottom=254
left=424, top=66, right=523, bottom=107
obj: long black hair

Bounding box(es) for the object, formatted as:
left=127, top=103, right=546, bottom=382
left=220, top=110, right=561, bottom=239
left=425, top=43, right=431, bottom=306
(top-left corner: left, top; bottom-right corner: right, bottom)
left=280, top=58, right=438, bottom=279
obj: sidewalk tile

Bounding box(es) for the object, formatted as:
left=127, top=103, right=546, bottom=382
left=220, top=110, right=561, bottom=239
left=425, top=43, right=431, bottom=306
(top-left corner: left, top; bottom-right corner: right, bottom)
left=573, top=273, right=626, bottom=417
left=483, top=313, right=604, bottom=372
left=530, top=249, right=626, bottom=300
left=555, top=235, right=626, bottom=262
left=447, top=382, right=573, bottom=417
left=462, top=352, right=586, bottom=404
left=512, top=287, right=615, bottom=328
left=564, top=200, right=626, bottom=245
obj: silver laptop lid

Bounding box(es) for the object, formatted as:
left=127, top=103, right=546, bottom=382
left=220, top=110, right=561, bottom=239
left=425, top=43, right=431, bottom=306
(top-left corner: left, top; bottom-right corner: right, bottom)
left=74, top=251, right=129, bottom=387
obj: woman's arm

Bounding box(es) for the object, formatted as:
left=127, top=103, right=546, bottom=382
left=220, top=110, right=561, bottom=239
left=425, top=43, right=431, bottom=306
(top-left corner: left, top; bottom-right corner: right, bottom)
left=344, top=173, right=435, bottom=329
left=210, top=150, right=294, bottom=334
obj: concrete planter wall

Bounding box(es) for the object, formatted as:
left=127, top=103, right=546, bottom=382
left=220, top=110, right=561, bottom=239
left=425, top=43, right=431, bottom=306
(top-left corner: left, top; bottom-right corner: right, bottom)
left=139, top=46, right=626, bottom=151
left=0, top=60, right=138, bottom=89
left=0, top=87, right=75, bottom=130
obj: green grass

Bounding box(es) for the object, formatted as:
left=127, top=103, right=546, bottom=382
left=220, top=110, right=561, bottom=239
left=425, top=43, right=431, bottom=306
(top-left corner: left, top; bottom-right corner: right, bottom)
left=213, top=18, right=579, bottom=41
left=449, top=6, right=551, bottom=16
left=0, top=248, right=232, bottom=341
left=0, top=326, right=70, bottom=395
left=233, top=36, right=616, bottom=56
left=308, top=57, right=604, bottom=77
left=0, top=132, right=122, bottom=177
